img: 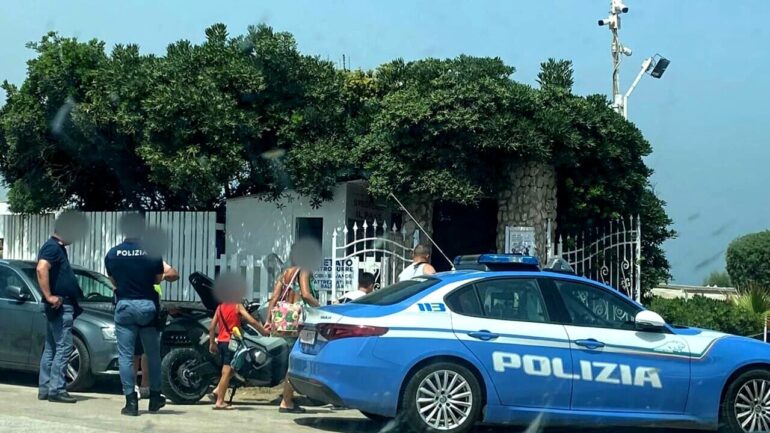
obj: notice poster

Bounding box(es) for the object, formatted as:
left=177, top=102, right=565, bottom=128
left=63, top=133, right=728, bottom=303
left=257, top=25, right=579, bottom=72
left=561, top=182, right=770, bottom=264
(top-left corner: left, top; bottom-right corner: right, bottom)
left=314, top=257, right=359, bottom=293
left=505, top=226, right=537, bottom=257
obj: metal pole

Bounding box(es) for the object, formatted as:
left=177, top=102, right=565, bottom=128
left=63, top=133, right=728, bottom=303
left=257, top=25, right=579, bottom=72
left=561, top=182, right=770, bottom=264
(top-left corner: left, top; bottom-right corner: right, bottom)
left=623, top=58, right=653, bottom=119
left=612, top=26, right=622, bottom=114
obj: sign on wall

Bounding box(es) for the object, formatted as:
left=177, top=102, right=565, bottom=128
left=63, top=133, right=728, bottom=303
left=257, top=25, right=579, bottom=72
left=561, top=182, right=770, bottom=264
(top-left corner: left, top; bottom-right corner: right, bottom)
left=314, top=257, right=359, bottom=292
left=505, top=226, right=537, bottom=257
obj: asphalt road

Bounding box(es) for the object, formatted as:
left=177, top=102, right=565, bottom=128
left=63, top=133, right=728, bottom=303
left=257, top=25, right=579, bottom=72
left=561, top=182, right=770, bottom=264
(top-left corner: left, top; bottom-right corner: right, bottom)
left=0, top=371, right=711, bottom=433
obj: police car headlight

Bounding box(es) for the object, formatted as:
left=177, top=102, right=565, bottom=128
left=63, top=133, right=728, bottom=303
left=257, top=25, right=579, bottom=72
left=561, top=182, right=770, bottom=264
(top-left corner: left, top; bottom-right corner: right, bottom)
left=101, top=326, right=117, bottom=341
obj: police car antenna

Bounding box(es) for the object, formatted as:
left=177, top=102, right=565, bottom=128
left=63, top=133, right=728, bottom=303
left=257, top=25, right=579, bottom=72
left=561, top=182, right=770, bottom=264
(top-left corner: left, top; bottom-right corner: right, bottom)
left=389, top=193, right=455, bottom=271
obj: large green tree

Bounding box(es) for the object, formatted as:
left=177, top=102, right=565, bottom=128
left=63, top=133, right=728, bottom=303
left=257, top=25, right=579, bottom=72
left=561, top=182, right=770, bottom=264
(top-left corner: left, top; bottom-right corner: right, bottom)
left=0, top=24, right=674, bottom=287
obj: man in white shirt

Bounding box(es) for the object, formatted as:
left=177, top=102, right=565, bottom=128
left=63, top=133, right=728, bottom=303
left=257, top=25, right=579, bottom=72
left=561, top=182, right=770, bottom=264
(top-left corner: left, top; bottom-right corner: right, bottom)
left=337, top=272, right=376, bottom=303
left=398, top=244, right=437, bottom=282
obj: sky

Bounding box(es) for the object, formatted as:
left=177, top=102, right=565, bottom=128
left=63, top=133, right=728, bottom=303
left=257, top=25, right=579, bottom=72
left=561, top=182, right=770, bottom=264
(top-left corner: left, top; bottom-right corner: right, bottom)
left=1, top=0, right=768, bottom=284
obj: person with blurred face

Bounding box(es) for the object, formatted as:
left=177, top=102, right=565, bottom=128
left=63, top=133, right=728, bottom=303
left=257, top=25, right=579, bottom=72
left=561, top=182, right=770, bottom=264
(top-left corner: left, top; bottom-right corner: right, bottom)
left=37, top=211, right=87, bottom=404
left=337, top=272, right=375, bottom=303
left=398, top=244, right=437, bottom=282
left=268, top=241, right=321, bottom=413
left=208, top=300, right=269, bottom=410
left=105, top=214, right=166, bottom=416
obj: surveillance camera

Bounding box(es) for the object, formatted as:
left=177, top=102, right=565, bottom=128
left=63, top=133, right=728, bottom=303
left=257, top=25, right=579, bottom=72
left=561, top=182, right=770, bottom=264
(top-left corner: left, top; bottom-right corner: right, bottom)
left=622, top=46, right=632, bottom=56
left=598, top=19, right=608, bottom=26
left=613, top=0, right=629, bottom=13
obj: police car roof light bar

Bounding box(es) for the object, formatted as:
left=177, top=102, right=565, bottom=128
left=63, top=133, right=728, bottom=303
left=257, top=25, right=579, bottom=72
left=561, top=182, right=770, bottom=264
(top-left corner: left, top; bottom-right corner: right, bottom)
left=453, top=254, right=541, bottom=272
left=389, top=193, right=455, bottom=271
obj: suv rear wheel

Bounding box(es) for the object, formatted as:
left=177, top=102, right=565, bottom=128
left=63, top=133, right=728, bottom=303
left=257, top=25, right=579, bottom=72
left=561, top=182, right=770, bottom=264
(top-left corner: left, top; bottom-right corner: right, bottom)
left=721, top=369, right=770, bottom=432
left=65, top=336, right=94, bottom=391
left=401, top=362, right=482, bottom=433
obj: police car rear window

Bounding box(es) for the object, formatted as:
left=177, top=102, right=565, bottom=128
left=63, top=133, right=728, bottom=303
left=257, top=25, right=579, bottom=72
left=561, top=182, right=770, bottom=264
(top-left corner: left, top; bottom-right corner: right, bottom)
left=353, top=277, right=439, bottom=306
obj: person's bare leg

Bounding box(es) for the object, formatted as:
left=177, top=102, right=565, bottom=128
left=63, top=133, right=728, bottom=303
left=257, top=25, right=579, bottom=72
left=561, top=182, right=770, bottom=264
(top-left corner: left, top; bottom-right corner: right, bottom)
left=132, top=355, right=141, bottom=380
left=214, top=365, right=233, bottom=408
left=280, top=374, right=294, bottom=408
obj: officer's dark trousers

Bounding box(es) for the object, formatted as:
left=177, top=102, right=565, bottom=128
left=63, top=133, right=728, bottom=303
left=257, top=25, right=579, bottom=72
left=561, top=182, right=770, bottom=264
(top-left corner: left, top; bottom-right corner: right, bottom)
left=114, top=299, right=161, bottom=395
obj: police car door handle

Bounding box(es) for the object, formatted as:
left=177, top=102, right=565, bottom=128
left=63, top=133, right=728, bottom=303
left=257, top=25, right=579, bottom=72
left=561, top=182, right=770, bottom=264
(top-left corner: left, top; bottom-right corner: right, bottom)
left=574, top=339, right=605, bottom=350
left=468, top=330, right=499, bottom=341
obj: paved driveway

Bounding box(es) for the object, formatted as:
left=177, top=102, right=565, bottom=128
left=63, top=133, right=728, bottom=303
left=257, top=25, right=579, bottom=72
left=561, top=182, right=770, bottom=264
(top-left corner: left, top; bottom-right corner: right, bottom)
left=0, top=372, right=710, bottom=433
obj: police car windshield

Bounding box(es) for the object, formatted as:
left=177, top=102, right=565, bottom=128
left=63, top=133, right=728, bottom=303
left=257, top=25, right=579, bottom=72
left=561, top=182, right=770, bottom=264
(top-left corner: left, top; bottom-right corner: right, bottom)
left=353, top=277, right=439, bottom=306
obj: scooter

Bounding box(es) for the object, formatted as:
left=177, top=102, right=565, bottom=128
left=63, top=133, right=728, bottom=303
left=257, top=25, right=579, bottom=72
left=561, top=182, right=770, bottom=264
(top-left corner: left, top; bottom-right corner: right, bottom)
left=159, top=272, right=290, bottom=404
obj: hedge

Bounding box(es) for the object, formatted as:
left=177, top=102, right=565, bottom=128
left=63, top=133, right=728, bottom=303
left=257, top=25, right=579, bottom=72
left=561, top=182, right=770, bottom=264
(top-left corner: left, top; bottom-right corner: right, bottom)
left=726, top=230, right=770, bottom=289
left=648, top=296, right=763, bottom=336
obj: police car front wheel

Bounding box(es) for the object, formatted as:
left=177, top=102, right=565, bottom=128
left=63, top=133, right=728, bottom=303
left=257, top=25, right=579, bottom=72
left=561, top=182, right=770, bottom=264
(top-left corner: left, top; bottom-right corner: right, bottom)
left=401, top=362, right=482, bottom=433
left=722, top=369, right=770, bottom=433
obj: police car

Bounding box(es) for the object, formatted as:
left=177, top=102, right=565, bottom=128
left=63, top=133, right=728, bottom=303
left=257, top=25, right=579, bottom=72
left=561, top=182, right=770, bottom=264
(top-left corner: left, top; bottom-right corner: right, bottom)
left=289, top=254, right=770, bottom=433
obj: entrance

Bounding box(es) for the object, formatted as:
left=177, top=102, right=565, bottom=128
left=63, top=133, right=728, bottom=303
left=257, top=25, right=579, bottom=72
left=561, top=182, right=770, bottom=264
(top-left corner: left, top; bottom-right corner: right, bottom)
left=432, top=200, right=498, bottom=272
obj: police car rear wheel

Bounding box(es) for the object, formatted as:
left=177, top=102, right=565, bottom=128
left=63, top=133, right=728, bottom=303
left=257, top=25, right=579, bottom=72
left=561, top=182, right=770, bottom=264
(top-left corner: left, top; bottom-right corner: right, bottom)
left=722, top=370, right=770, bottom=433
left=402, top=362, right=481, bottom=433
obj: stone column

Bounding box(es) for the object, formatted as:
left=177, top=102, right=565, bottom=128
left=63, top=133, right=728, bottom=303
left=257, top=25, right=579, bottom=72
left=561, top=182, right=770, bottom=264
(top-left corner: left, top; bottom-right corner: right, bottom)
left=496, top=162, right=557, bottom=261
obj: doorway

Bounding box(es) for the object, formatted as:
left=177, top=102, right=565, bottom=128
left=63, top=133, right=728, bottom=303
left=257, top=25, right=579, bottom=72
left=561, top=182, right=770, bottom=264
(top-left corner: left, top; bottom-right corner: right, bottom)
left=431, top=200, right=498, bottom=272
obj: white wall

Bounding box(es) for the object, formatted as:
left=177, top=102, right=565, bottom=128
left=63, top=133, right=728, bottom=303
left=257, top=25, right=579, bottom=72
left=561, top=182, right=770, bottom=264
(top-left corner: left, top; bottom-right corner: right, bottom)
left=225, top=183, right=349, bottom=262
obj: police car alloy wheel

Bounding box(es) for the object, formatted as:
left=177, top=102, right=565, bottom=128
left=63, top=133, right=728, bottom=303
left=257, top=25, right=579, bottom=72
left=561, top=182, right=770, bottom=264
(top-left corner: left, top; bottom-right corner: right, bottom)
left=722, top=370, right=770, bottom=433
left=402, top=362, right=482, bottom=433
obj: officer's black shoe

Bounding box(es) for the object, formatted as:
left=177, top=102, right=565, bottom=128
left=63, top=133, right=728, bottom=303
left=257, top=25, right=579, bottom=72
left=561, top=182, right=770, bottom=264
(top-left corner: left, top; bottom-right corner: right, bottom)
left=37, top=392, right=48, bottom=401
left=148, top=391, right=166, bottom=413
left=121, top=392, right=139, bottom=416
left=48, top=392, right=76, bottom=404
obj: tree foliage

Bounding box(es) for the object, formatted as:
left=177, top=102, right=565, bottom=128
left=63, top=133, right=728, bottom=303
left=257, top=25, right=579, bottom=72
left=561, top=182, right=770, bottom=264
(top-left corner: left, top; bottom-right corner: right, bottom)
left=726, top=230, right=770, bottom=289
left=0, top=24, right=675, bottom=287
left=703, top=270, right=732, bottom=287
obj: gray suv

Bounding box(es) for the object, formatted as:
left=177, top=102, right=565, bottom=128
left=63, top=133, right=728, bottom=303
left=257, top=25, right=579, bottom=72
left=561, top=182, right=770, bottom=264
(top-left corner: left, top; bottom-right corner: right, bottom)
left=0, top=259, right=119, bottom=391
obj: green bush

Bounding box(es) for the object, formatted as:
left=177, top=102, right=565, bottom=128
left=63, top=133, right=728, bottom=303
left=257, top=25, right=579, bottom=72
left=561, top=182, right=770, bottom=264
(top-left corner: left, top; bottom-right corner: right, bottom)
left=726, top=230, right=770, bottom=289
left=648, top=296, right=763, bottom=336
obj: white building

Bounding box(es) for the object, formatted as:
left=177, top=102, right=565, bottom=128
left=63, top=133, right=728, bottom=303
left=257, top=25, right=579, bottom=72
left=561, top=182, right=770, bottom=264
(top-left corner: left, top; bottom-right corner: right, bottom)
left=225, top=180, right=399, bottom=264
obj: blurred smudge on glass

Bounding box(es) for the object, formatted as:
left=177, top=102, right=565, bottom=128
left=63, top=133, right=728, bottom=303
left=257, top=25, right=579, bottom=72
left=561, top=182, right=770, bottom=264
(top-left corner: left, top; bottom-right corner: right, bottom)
left=694, top=250, right=725, bottom=270
left=51, top=96, right=76, bottom=135
left=213, top=272, right=248, bottom=304
left=53, top=210, right=88, bottom=245
left=261, top=148, right=286, bottom=160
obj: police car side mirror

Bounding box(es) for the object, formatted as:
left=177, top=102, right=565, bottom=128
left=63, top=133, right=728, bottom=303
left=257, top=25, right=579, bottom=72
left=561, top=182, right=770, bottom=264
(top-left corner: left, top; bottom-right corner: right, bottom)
left=635, top=310, right=666, bottom=331
left=7, top=285, right=30, bottom=302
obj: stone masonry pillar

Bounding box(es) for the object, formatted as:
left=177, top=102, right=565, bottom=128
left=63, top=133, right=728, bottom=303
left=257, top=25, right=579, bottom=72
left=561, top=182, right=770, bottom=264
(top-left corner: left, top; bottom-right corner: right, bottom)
left=496, top=162, right=557, bottom=261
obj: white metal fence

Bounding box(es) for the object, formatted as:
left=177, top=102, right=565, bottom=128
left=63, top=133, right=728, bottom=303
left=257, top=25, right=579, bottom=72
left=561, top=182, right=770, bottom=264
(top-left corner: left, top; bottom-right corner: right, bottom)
left=0, top=212, right=217, bottom=301
left=329, top=219, right=419, bottom=300
left=552, top=216, right=642, bottom=301
left=215, top=252, right=284, bottom=304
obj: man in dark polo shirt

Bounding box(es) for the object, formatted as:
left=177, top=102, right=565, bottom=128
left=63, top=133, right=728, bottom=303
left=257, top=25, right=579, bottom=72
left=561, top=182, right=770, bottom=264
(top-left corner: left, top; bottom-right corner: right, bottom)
left=37, top=213, right=86, bottom=404
left=105, top=214, right=166, bottom=416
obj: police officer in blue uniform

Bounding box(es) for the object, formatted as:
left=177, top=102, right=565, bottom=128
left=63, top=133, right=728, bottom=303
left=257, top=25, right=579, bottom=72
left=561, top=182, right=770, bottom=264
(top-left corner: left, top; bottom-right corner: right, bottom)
left=105, top=215, right=166, bottom=416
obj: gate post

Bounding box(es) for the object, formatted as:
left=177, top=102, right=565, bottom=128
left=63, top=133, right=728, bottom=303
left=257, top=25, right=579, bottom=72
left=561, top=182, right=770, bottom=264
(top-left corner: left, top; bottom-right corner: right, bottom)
left=331, top=229, right=338, bottom=301
left=635, top=215, right=642, bottom=302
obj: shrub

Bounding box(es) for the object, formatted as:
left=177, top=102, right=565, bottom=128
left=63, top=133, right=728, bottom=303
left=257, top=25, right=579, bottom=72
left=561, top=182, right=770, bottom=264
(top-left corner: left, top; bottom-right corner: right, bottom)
left=726, top=230, right=770, bottom=289
left=702, top=270, right=732, bottom=287
left=648, top=296, right=763, bottom=336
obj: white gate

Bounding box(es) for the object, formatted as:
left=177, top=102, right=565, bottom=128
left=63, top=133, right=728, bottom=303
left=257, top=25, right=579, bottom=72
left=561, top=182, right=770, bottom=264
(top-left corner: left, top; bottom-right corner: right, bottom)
left=329, top=219, right=419, bottom=300
left=551, top=216, right=642, bottom=302
left=0, top=211, right=218, bottom=301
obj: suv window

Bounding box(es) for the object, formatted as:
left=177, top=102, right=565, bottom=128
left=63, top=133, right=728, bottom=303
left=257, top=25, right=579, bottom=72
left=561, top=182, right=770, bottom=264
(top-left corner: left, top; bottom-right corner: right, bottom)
left=555, top=279, right=639, bottom=330
left=0, top=265, right=28, bottom=300
left=75, top=270, right=115, bottom=302
left=353, top=277, right=439, bottom=306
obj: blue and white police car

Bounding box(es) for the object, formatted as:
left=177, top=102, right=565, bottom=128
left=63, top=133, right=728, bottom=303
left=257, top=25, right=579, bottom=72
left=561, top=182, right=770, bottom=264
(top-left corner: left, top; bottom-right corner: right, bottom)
left=289, top=254, right=770, bottom=433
